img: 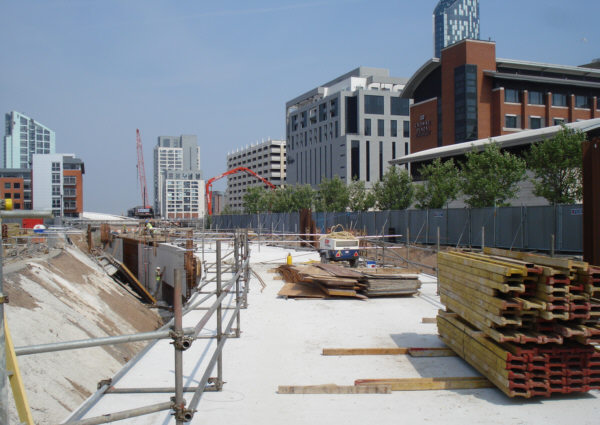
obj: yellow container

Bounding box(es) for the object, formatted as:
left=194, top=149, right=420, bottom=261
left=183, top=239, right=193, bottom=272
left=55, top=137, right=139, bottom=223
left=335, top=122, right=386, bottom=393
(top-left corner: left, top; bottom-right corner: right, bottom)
left=286, top=253, right=292, bottom=265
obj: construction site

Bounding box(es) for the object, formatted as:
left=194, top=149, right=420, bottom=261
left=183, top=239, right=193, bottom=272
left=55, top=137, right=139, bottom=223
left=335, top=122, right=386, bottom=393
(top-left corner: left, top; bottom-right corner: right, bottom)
left=0, top=208, right=598, bottom=425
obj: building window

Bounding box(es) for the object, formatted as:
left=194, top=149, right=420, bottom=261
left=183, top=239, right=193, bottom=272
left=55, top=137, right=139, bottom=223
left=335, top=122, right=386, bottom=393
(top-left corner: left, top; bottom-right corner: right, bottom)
left=553, top=118, right=565, bottom=125
left=330, top=99, right=338, bottom=118
left=391, top=120, right=397, bottom=137
left=455, top=64, right=478, bottom=143
left=13, top=193, right=20, bottom=199
left=505, top=115, right=518, bottom=129
left=529, top=91, right=544, bottom=105
left=403, top=121, right=410, bottom=138
left=366, top=141, right=371, bottom=182
left=51, top=162, right=61, bottom=172
left=14, top=203, right=20, bottom=209
left=4, top=193, right=10, bottom=199
left=392, top=142, right=396, bottom=159
left=379, top=141, right=383, bottom=181
left=351, top=140, right=360, bottom=180
left=13, top=182, right=20, bottom=189
left=575, top=95, right=590, bottom=108
left=364, top=119, right=371, bottom=136
left=552, top=93, right=567, bottom=107
left=529, top=116, right=542, bottom=129
left=391, top=97, right=409, bottom=115
left=377, top=119, right=384, bottom=137
left=345, top=97, right=358, bottom=134
left=52, top=173, right=60, bottom=184
left=4, top=183, right=10, bottom=189
left=364, top=95, right=384, bottom=114
left=504, top=88, right=521, bottom=103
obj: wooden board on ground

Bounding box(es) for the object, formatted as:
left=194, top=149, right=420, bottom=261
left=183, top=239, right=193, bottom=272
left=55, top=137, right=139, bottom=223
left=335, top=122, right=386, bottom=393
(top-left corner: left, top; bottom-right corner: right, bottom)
left=322, top=348, right=409, bottom=356
left=422, top=317, right=437, bottom=323
left=354, top=377, right=493, bottom=391
left=322, top=347, right=455, bottom=357
left=278, top=384, right=391, bottom=394
left=277, top=282, right=325, bottom=299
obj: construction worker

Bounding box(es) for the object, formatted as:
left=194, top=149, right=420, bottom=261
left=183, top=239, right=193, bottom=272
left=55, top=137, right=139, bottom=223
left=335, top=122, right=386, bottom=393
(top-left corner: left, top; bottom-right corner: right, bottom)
left=145, top=220, right=154, bottom=235
left=154, top=266, right=164, bottom=298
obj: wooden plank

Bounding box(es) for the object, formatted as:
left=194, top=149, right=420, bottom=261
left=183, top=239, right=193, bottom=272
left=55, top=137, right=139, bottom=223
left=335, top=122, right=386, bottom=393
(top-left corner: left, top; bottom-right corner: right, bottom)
left=354, top=377, right=493, bottom=391
left=421, top=317, right=437, bottom=323
left=408, top=348, right=456, bottom=357
left=115, top=260, right=157, bottom=304
left=4, top=312, right=35, bottom=425
left=278, top=384, right=391, bottom=394
left=277, top=282, right=325, bottom=298
left=322, top=348, right=409, bottom=355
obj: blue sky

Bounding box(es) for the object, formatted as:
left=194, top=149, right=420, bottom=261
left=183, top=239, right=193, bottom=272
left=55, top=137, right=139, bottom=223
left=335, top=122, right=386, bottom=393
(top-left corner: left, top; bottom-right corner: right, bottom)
left=1, top=0, right=598, bottom=214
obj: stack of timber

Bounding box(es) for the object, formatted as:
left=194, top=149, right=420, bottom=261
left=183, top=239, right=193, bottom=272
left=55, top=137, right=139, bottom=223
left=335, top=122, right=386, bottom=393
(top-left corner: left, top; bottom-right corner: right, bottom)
left=277, top=264, right=421, bottom=299
left=437, top=249, right=600, bottom=398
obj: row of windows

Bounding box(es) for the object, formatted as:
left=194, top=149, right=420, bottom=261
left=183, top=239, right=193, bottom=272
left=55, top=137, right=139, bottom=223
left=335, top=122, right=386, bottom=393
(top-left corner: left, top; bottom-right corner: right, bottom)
left=3, top=182, right=21, bottom=189
left=504, top=89, right=596, bottom=108
left=505, top=114, right=566, bottom=129
left=364, top=119, right=410, bottom=138
left=228, top=146, right=284, bottom=162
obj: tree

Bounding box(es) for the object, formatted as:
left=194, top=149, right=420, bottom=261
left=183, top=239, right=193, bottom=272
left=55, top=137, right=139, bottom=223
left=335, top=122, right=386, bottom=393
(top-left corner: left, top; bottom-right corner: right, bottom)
left=525, top=125, right=584, bottom=204
left=290, top=184, right=315, bottom=211
left=460, top=142, right=526, bottom=208
left=415, top=158, right=460, bottom=209
left=315, top=176, right=349, bottom=212
left=348, top=179, right=375, bottom=211
left=243, top=186, right=266, bottom=213
left=373, top=166, right=414, bottom=210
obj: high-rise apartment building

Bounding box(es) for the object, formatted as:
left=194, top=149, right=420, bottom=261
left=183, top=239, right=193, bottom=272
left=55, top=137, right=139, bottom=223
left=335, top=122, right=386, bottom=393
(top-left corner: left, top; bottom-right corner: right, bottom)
left=32, top=153, right=85, bottom=218
left=433, top=0, right=480, bottom=58
left=286, top=67, right=409, bottom=188
left=225, top=139, right=286, bottom=211
left=153, top=135, right=203, bottom=218
left=4, top=111, right=55, bottom=168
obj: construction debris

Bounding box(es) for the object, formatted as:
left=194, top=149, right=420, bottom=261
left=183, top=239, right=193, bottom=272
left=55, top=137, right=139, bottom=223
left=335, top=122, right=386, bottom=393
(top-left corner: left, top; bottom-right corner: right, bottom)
left=277, top=263, right=422, bottom=299
left=437, top=248, right=600, bottom=398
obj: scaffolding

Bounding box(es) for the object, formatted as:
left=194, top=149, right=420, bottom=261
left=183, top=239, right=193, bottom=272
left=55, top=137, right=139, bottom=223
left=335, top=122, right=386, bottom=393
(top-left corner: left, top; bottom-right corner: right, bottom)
left=2, top=229, right=251, bottom=424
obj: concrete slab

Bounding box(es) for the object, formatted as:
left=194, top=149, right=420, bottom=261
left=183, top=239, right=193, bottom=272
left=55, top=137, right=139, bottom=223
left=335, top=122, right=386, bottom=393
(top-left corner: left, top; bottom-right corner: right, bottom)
left=68, top=244, right=600, bottom=424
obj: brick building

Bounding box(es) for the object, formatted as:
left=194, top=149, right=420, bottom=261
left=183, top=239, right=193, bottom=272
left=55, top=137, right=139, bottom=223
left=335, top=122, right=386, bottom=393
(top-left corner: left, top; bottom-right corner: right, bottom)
left=401, top=39, right=600, bottom=155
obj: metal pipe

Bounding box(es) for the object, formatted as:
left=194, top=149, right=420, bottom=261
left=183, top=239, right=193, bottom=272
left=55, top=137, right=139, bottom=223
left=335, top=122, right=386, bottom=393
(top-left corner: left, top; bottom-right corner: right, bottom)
left=188, top=299, right=240, bottom=412
left=173, top=269, right=184, bottom=425
left=15, top=328, right=196, bottom=356
left=0, top=210, right=53, bottom=219
left=63, top=401, right=173, bottom=425
left=235, top=233, right=241, bottom=338
left=106, top=386, right=217, bottom=394
left=0, top=236, right=7, bottom=425
left=216, top=240, right=223, bottom=390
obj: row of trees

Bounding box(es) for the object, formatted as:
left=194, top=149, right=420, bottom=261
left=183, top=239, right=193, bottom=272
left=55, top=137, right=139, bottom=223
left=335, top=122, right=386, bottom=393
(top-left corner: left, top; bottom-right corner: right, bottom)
left=232, top=126, right=584, bottom=214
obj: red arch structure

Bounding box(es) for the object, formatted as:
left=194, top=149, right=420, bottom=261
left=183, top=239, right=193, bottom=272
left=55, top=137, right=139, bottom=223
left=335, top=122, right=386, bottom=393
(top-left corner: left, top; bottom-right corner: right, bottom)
left=205, top=166, right=276, bottom=215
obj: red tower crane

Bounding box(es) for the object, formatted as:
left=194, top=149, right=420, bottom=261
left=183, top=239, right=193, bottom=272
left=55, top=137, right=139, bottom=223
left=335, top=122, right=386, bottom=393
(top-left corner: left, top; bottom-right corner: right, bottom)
left=205, top=166, right=276, bottom=215
left=136, top=129, right=150, bottom=208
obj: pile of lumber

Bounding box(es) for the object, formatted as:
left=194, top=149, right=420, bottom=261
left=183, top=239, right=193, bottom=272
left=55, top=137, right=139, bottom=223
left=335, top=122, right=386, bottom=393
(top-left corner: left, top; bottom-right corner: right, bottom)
left=437, top=248, right=600, bottom=398
left=277, top=263, right=421, bottom=299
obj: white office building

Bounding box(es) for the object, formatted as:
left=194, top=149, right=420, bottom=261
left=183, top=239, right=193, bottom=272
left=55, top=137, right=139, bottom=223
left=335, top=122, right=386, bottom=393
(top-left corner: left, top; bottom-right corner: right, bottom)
left=286, top=67, right=410, bottom=188
left=226, top=139, right=286, bottom=211
left=153, top=135, right=203, bottom=218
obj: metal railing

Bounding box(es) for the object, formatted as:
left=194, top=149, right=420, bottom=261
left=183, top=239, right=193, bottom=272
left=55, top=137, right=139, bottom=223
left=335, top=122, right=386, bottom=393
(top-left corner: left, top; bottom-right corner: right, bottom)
left=5, top=230, right=250, bottom=424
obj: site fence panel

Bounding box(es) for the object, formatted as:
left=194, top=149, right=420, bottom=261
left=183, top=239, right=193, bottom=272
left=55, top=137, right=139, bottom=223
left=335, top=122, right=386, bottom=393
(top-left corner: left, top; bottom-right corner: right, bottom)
left=559, top=205, right=583, bottom=252
left=447, top=208, right=469, bottom=247
left=525, top=206, right=555, bottom=251
left=469, top=207, right=495, bottom=248
left=495, top=206, right=524, bottom=250
left=211, top=204, right=583, bottom=253
left=408, top=209, right=428, bottom=244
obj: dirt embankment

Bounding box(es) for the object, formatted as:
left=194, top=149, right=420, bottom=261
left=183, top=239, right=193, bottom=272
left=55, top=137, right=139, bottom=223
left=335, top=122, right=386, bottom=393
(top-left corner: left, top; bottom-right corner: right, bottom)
left=4, top=242, right=163, bottom=424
